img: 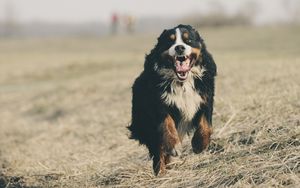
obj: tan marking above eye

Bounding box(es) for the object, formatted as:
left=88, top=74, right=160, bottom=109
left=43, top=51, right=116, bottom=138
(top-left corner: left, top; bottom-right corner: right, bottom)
left=183, top=32, right=189, bottom=40
left=170, top=34, right=176, bottom=40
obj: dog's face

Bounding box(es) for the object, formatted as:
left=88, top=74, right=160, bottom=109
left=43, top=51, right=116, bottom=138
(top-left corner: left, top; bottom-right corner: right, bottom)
left=153, top=25, right=203, bottom=82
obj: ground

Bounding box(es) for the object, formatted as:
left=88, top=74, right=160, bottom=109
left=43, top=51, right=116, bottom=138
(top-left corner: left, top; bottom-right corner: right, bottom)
left=0, top=26, right=299, bottom=187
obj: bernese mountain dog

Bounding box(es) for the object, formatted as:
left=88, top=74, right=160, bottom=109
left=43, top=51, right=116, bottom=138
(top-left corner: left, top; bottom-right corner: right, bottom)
left=128, top=24, right=217, bottom=175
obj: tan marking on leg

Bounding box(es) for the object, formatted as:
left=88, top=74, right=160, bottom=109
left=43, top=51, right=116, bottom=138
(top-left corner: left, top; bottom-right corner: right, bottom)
left=200, top=115, right=213, bottom=148
left=164, top=155, right=172, bottom=169
left=154, top=115, right=181, bottom=175
left=162, top=115, right=180, bottom=156
left=154, top=146, right=167, bottom=176
left=158, top=149, right=166, bottom=175
left=192, top=115, right=213, bottom=153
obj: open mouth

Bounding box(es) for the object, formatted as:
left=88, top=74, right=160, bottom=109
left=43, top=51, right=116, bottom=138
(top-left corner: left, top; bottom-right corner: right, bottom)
left=174, top=54, right=196, bottom=81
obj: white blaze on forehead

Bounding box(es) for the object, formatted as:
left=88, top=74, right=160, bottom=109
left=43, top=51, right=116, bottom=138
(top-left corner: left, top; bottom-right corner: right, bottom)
left=168, top=28, right=192, bottom=56
left=175, top=28, right=184, bottom=44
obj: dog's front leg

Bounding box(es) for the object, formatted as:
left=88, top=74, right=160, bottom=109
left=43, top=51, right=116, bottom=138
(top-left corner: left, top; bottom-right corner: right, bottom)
left=162, top=115, right=181, bottom=156
left=191, top=114, right=213, bottom=154
left=153, top=114, right=180, bottom=175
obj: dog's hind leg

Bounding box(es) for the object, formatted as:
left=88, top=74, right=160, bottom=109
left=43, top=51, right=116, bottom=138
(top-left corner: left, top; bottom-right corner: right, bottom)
left=191, top=114, right=213, bottom=154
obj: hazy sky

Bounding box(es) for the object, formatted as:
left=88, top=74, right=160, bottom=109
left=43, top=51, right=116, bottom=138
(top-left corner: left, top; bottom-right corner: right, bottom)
left=0, top=0, right=297, bottom=24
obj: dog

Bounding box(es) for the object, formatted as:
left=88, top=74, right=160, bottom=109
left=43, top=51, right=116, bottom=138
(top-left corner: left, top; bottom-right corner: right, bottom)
left=128, top=24, right=217, bottom=175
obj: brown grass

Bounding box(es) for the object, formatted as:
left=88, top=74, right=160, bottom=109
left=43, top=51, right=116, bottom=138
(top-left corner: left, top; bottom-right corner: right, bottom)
left=0, top=26, right=299, bottom=187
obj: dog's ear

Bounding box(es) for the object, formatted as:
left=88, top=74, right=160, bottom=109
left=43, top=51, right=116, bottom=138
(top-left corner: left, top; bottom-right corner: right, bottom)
left=193, top=29, right=216, bottom=76
left=145, top=29, right=168, bottom=67
left=157, top=29, right=168, bottom=42
left=201, top=45, right=217, bottom=77
left=144, top=30, right=168, bottom=72
left=193, top=29, right=204, bottom=46
left=195, top=30, right=201, bottom=42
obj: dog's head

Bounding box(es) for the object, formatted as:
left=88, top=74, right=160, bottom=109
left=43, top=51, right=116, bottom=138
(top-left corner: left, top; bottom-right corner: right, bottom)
left=146, top=24, right=205, bottom=82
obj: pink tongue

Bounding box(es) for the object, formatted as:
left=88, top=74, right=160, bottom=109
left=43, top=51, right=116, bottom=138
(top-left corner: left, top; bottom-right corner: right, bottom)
left=175, top=60, right=190, bottom=72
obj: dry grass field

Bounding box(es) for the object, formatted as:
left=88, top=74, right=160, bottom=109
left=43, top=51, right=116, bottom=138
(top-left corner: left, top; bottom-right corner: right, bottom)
left=0, top=26, right=299, bottom=187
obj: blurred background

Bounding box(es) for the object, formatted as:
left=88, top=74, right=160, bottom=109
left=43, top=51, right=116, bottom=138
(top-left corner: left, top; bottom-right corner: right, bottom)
left=0, top=0, right=300, bottom=187
left=0, top=0, right=300, bottom=37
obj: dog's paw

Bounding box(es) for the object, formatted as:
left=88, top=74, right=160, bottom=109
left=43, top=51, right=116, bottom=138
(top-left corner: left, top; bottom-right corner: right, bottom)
left=168, top=148, right=179, bottom=156
left=192, top=139, right=208, bottom=154
left=192, top=146, right=205, bottom=154
left=165, top=144, right=182, bottom=157
left=153, top=158, right=166, bottom=176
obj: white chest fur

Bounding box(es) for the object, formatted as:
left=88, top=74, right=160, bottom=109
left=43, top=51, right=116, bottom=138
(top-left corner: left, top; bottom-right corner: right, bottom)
left=161, top=77, right=203, bottom=121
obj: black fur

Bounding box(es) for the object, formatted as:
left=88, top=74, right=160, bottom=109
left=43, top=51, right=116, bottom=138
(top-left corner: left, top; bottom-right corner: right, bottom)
left=128, top=24, right=217, bottom=174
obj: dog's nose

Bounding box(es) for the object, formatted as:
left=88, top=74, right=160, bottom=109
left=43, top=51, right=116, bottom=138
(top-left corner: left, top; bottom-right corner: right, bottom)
left=175, top=45, right=185, bottom=54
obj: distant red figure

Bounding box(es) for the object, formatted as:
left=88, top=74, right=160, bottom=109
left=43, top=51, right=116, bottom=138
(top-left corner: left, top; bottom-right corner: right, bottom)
left=111, top=13, right=119, bottom=35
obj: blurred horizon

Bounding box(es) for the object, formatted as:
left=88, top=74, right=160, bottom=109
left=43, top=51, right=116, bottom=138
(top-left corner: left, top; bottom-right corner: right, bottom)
left=0, top=0, right=300, bottom=37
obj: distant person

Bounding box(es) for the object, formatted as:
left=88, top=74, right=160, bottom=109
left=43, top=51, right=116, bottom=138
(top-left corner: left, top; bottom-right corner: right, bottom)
left=110, top=13, right=119, bottom=35
left=125, top=15, right=135, bottom=34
